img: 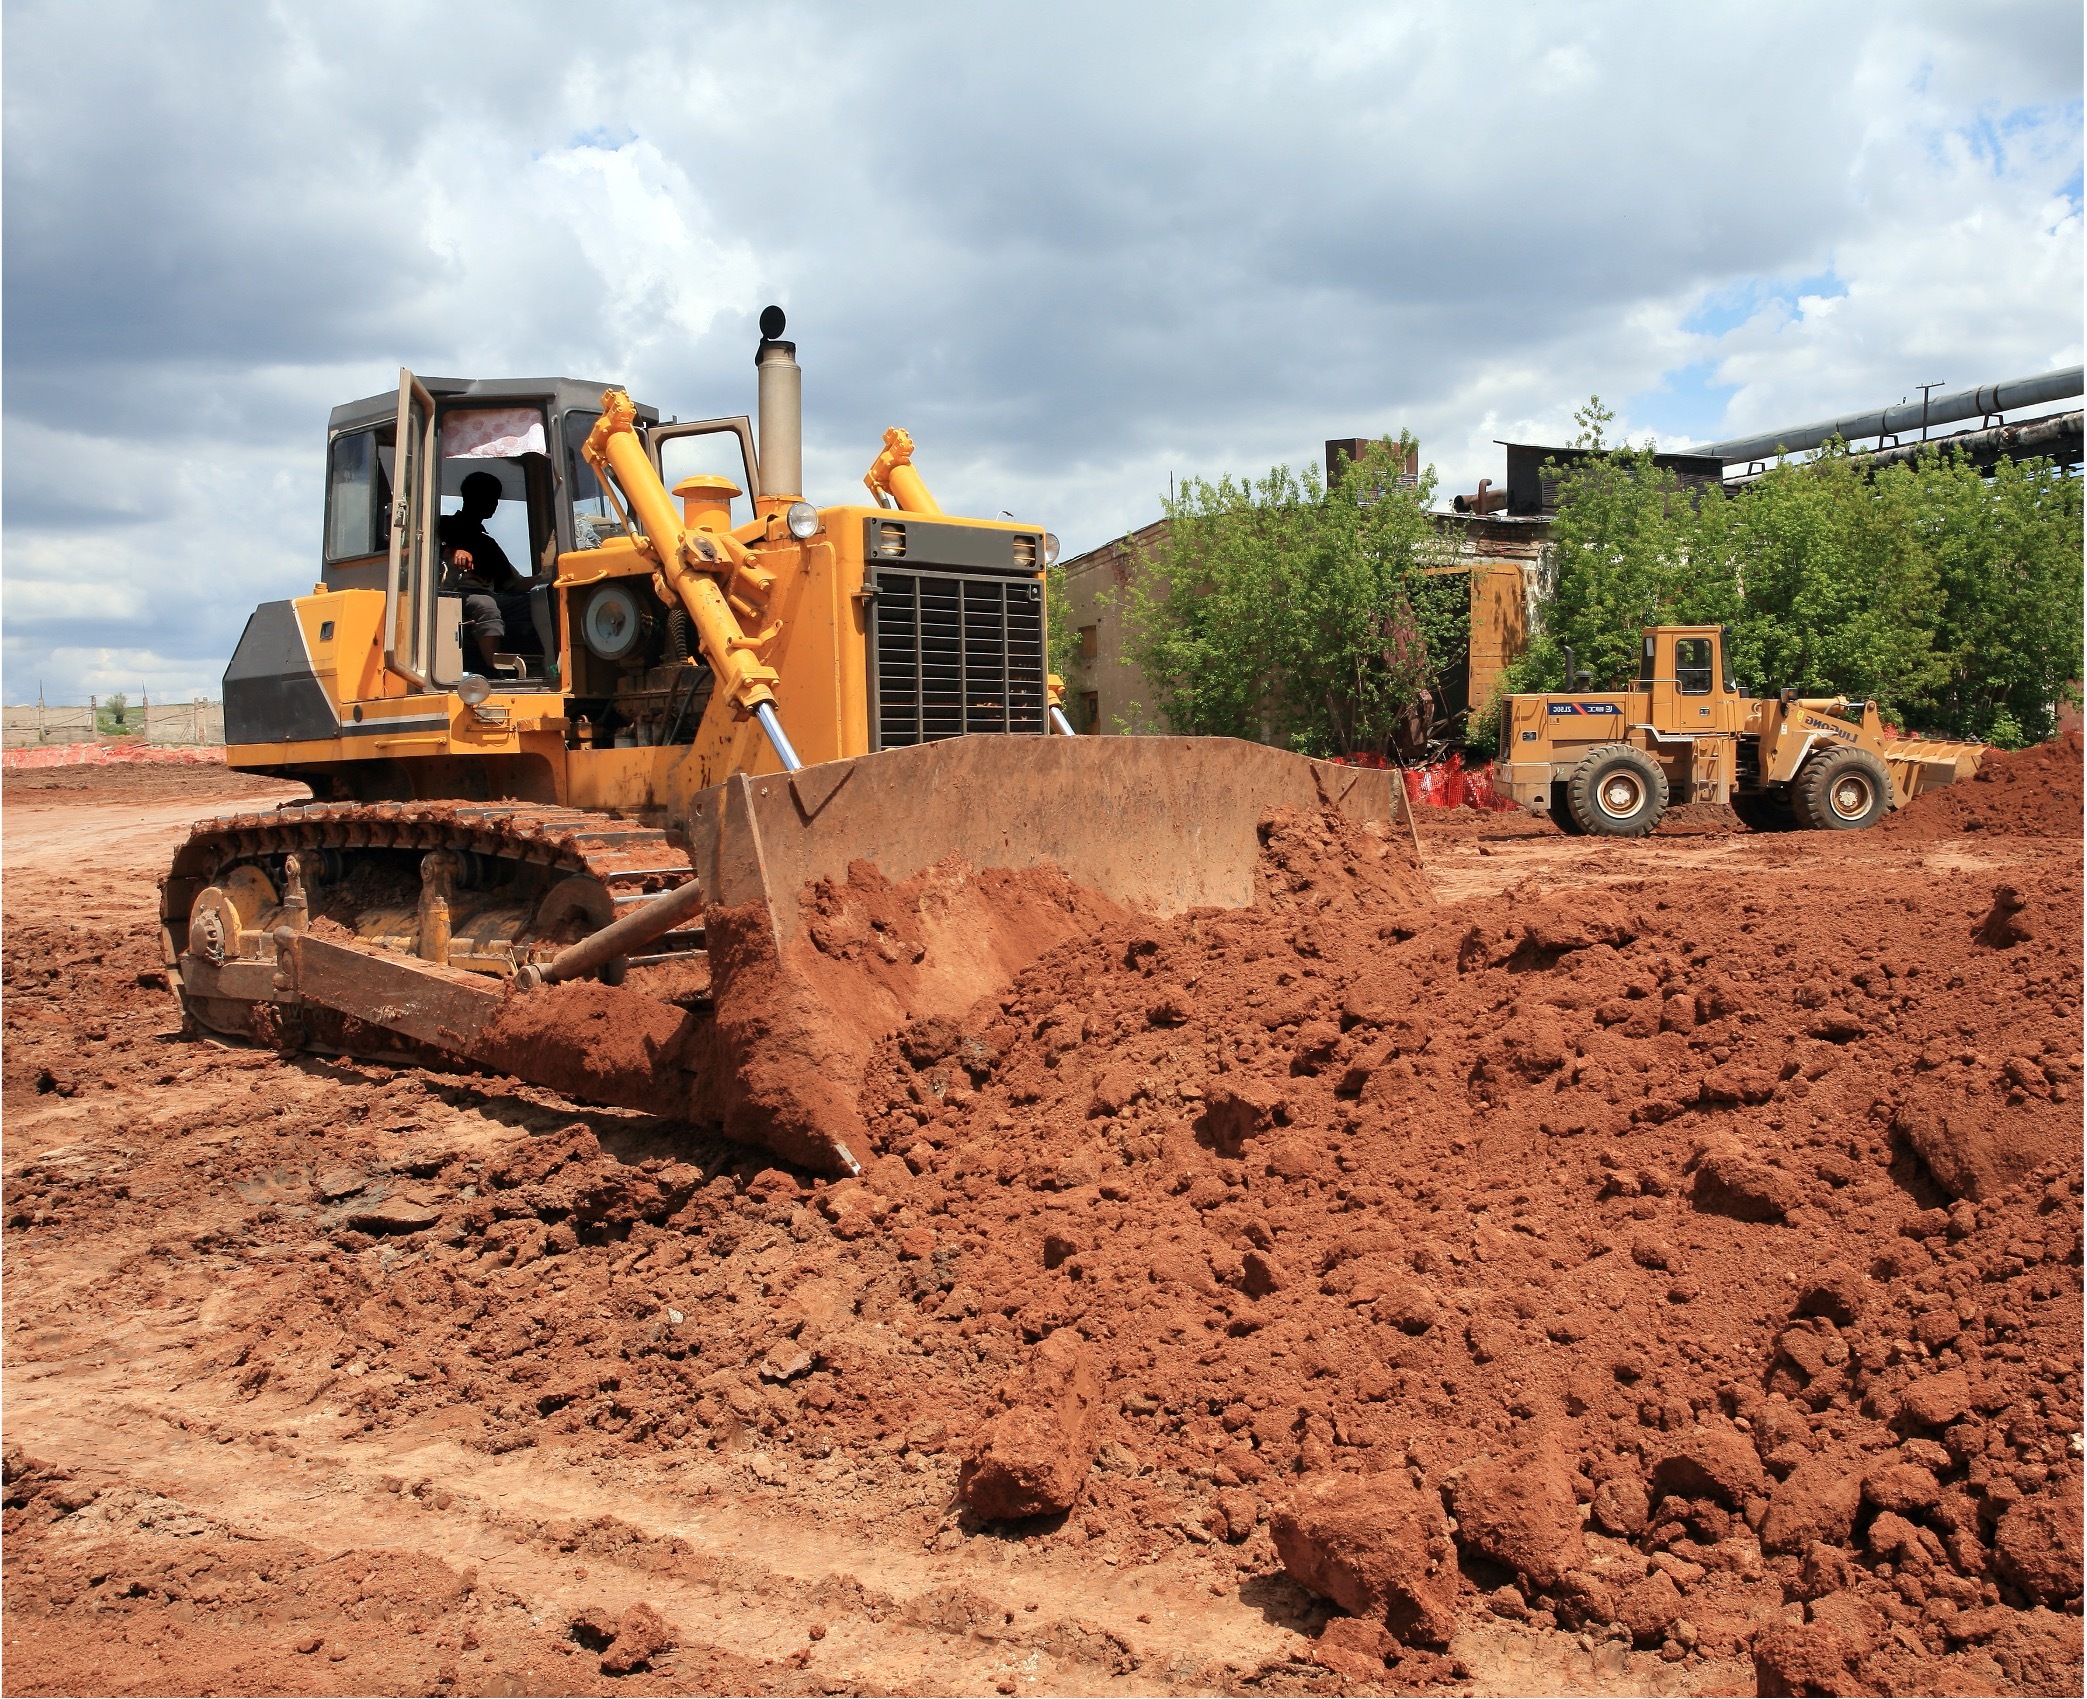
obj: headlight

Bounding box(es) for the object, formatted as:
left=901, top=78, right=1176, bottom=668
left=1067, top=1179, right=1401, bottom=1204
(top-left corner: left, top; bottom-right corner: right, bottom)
left=786, top=500, right=820, bottom=540
left=457, top=673, right=492, bottom=706
left=1042, top=532, right=1061, bottom=566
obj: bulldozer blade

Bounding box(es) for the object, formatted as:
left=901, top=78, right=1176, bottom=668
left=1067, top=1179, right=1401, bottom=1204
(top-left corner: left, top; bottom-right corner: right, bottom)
left=678, top=736, right=1404, bottom=1173
left=266, top=739, right=1405, bottom=1181
left=681, top=734, right=1403, bottom=948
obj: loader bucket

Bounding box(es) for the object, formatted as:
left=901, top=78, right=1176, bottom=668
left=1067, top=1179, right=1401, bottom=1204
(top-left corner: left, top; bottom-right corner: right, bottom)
left=677, top=736, right=1406, bottom=1173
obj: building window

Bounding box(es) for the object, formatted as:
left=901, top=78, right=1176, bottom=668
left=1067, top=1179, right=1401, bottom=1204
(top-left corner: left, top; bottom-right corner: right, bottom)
left=1082, top=691, right=1099, bottom=733
left=1079, top=624, right=1099, bottom=660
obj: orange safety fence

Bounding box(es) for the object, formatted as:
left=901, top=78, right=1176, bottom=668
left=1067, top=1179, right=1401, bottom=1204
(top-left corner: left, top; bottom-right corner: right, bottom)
left=1334, top=750, right=1519, bottom=811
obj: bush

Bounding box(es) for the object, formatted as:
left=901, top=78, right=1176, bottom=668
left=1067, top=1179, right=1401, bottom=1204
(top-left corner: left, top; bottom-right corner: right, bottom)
left=1123, top=437, right=1465, bottom=757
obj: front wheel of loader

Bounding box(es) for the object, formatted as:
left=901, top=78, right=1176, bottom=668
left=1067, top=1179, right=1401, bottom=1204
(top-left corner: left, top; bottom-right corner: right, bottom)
left=1792, top=746, right=1892, bottom=830
left=1566, top=745, right=1668, bottom=837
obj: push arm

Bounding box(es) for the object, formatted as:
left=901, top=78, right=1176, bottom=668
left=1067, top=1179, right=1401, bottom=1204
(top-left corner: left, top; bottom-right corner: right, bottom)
left=863, top=427, right=943, bottom=514
left=584, top=391, right=801, bottom=769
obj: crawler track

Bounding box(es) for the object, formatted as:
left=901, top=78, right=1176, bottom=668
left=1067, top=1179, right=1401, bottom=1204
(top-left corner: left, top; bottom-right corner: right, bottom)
left=160, top=801, right=702, bottom=1043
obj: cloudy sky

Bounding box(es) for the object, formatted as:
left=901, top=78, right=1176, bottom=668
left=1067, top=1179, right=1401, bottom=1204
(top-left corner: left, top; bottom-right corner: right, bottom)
left=3, top=0, right=2080, bottom=703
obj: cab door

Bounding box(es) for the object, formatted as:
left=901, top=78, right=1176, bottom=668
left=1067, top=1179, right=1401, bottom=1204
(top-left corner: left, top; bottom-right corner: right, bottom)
left=647, top=417, right=761, bottom=530
left=383, top=370, right=439, bottom=689
left=1648, top=630, right=1721, bottom=733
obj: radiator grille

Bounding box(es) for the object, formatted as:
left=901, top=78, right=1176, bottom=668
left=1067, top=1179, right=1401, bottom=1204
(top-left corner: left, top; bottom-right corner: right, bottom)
left=871, top=570, right=1046, bottom=747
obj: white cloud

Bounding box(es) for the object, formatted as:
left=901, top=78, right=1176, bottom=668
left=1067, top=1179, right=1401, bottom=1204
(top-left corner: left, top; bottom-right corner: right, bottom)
left=2, top=0, right=2079, bottom=700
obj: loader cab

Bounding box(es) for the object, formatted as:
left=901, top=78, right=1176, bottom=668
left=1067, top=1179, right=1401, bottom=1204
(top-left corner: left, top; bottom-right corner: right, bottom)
left=1638, top=625, right=1742, bottom=735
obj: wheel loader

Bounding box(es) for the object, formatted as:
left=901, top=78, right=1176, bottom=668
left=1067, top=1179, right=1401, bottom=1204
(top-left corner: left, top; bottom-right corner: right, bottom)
left=1494, top=624, right=1983, bottom=836
left=163, top=309, right=1402, bottom=1173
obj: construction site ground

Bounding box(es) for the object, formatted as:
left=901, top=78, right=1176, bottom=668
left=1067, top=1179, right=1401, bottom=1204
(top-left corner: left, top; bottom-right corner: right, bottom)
left=2, top=749, right=2080, bottom=1697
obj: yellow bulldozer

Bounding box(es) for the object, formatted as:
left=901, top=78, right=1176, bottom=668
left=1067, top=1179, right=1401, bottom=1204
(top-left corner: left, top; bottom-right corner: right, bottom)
left=1494, top=624, right=1983, bottom=835
left=162, top=308, right=1401, bottom=1173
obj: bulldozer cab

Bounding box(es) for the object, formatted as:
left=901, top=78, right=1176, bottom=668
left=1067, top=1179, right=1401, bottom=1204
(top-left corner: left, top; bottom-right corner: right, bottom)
left=1637, top=625, right=1743, bottom=736
left=322, top=373, right=662, bottom=696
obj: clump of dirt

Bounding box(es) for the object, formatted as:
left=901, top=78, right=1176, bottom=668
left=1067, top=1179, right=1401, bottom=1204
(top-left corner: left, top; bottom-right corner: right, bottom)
left=1652, top=802, right=1748, bottom=836
left=1881, top=732, right=2084, bottom=840
left=834, top=822, right=2083, bottom=1684
left=702, top=858, right=1131, bottom=1176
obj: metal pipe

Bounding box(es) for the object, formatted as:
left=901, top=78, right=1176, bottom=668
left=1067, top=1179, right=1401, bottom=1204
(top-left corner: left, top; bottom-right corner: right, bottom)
left=754, top=700, right=803, bottom=772
left=1698, top=367, right=2083, bottom=465
left=1050, top=706, right=1076, bottom=736
left=1723, top=409, right=2084, bottom=485
left=756, top=333, right=803, bottom=500
left=515, top=878, right=710, bottom=990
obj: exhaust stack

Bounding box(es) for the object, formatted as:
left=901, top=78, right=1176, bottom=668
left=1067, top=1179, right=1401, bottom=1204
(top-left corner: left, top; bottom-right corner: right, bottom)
left=755, top=304, right=802, bottom=501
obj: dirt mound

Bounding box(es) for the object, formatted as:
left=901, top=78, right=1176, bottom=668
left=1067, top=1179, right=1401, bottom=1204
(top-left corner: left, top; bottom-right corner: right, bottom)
left=5, top=786, right=2082, bottom=1694
left=1881, top=733, right=2084, bottom=840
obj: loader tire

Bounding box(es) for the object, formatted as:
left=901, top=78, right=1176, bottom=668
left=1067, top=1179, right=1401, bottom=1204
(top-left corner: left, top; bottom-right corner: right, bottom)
left=1566, top=744, right=1668, bottom=837
left=1548, top=780, right=1586, bottom=835
left=1792, top=746, right=1891, bottom=831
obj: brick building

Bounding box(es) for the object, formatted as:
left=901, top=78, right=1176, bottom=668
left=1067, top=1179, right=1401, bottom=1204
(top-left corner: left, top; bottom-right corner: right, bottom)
left=1053, top=508, right=1552, bottom=741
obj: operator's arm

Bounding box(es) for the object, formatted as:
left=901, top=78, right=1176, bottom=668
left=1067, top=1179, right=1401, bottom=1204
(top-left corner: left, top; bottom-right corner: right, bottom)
left=439, top=517, right=520, bottom=592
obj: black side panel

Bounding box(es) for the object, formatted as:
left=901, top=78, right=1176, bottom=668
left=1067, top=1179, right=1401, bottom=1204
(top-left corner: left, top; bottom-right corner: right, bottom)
left=223, top=601, right=337, bottom=744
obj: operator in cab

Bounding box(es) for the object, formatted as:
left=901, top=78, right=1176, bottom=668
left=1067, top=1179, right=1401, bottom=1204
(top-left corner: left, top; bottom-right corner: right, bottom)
left=440, top=470, right=547, bottom=677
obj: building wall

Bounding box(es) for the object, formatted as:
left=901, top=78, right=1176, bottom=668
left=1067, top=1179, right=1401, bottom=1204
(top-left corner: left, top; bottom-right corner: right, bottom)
left=1449, top=517, right=1552, bottom=709
left=1055, top=518, right=1171, bottom=734
left=1053, top=512, right=1550, bottom=740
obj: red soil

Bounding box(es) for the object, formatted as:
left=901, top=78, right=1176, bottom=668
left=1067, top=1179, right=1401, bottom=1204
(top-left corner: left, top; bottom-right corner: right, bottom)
left=1881, top=733, right=2086, bottom=841
left=4, top=766, right=2081, bottom=1695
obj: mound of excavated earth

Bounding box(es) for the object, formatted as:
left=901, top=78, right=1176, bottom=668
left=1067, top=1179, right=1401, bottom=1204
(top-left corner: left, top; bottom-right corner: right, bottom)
left=2, top=756, right=2081, bottom=1696
left=1880, top=730, right=2085, bottom=841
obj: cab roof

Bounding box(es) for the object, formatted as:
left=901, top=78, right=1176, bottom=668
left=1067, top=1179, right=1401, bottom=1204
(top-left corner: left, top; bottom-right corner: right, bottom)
left=326, top=377, right=659, bottom=435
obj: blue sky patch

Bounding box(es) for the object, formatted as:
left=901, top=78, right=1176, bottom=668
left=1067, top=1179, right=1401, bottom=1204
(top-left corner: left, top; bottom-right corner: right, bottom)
left=1682, top=269, right=1846, bottom=339
left=1623, top=359, right=1741, bottom=445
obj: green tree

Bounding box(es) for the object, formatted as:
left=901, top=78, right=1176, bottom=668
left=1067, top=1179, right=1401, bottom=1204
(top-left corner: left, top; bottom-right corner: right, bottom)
left=1123, top=437, right=1462, bottom=756
left=1685, top=447, right=1947, bottom=715
left=1512, top=401, right=2081, bottom=740
left=1899, top=451, right=2083, bottom=741
left=1044, top=567, right=1079, bottom=697
left=1539, top=444, right=1735, bottom=687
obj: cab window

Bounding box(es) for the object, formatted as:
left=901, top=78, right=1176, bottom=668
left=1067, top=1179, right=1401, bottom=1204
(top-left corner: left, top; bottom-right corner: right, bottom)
left=657, top=430, right=754, bottom=533
left=565, top=410, right=623, bottom=547
left=324, top=426, right=394, bottom=560
left=438, top=406, right=553, bottom=576
left=1674, top=637, right=1713, bottom=695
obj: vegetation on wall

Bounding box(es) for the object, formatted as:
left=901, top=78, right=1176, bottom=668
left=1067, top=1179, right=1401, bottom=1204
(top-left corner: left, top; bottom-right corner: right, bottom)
left=1470, top=398, right=2083, bottom=753
left=1120, top=437, right=1467, bottom=759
